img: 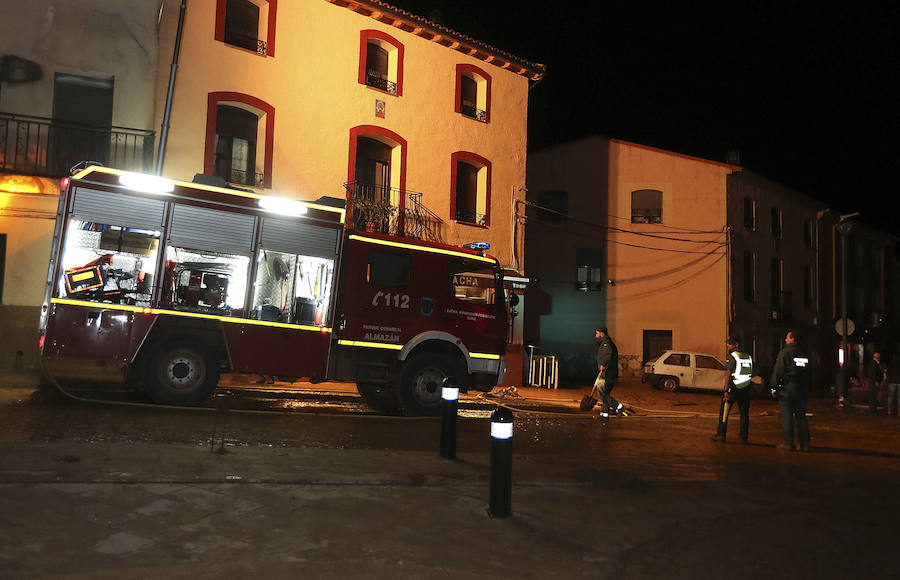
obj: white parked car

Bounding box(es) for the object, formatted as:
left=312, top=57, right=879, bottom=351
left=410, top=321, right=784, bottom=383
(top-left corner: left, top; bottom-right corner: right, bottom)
left=642, top=350, right=729, bottom=392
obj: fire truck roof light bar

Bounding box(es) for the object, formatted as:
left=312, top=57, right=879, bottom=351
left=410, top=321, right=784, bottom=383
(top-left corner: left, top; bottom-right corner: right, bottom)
left=50, top=298, right=331, bottom=333
left=348, top=234, right=497, bottom=263
left=70, top=165, right=346, bottom=222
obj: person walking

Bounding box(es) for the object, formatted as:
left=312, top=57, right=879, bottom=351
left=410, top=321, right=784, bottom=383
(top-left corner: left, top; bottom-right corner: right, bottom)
left=593, top=327, right=623, bottom=418
left=770, top=330, right=813, bottom=451
left=886, top=351, right=900, bottom=417
left=867, top=352, right=886, bottom=413
left=711, top=335, right=753, bottom=444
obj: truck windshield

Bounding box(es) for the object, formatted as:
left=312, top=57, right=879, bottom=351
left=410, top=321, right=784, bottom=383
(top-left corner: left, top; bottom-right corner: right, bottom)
left=450, top=260, right=501, bottom=309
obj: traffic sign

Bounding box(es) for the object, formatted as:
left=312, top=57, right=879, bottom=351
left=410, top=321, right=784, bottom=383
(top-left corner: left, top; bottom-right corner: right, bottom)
left=835, top=318, right=856, bottom=336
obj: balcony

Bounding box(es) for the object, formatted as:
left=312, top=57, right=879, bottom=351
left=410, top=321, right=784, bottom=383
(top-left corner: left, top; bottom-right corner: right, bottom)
left=345, top=181, right=444, bottom=243
left=365, top=71, right=397, bottom=95
left=461, top=104, right=487, bottom=122
left=223, top=167, right=264, bottom=188
left=455, top=208, right=486, bottom=226
left=0, top=113, right=155, bottom=177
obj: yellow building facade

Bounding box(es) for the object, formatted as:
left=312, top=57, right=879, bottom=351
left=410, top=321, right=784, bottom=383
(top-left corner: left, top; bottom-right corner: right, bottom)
left=155, top=0, right=542, bottom=270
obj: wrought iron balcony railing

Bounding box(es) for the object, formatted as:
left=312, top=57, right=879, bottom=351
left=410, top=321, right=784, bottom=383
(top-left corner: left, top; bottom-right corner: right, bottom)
left=455, top=208, right=487, bottom=226
left=461, top=104, right=487, bottom=122
left=224, top=29, right=267, bottom=55
left=223, top=168, right=264, bottom=188
left=344, top=181, right=444, bottom=242
left=0, top=113, right=155, bottom=177
left=365, top=71, right=397, bottom=94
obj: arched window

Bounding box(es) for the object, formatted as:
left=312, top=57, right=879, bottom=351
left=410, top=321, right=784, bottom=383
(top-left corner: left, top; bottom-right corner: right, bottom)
left=451, top=152, right=492, bottom=226
left=455, top=64, right=491, bottom=123
left=358, top=30, right=404, bottom=96
left=204, top=92, right=274, bottom=188
left=347, top=126, right=407, bottom=232
left=215, top=0, right=277, bottom=56
left=631, top=189, right=662, bottom=223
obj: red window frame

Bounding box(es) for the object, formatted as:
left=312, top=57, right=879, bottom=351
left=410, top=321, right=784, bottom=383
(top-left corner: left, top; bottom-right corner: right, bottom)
left=455, top=64, right=491, bottom=123
left=215, top=0, right=278, bottom=57
left=358, top=30, right=405, bottom=97
left=450, top=151, right=492, bottom=227
left=347, top=125, right=407, bottom=192
left=204, top=92, right=275, bottom=189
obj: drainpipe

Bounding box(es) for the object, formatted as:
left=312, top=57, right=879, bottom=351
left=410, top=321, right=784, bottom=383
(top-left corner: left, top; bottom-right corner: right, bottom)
left=155, top=0, right=187, bottom=176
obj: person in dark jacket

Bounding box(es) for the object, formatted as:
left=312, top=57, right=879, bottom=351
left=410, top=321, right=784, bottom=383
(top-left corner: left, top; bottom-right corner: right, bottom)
left=593, top=327, right=623, bottom=417
left=867, top=352, right=886, bottom=413
left=886, top=351, right=900, bottom=417
left=771, top=330, right=813, bottom=451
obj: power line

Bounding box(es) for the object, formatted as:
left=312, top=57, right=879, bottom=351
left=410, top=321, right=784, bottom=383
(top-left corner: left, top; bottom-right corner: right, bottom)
left=533, top=219, right=727, bottom=254
left=523, top=201, right=727, bottom=243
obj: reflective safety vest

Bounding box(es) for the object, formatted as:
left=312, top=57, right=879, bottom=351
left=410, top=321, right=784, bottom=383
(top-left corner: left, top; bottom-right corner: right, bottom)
left=730, top=351, right=753, bottom=388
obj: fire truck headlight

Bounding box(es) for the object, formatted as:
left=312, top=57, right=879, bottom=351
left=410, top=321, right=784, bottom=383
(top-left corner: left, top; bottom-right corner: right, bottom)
left=118, top=172, right=174, bottom=194
left=258, top=197, right=308, bottom=216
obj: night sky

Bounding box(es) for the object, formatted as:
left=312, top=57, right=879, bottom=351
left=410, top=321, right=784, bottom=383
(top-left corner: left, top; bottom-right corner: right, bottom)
left=388, top=0, right=899, bottom=234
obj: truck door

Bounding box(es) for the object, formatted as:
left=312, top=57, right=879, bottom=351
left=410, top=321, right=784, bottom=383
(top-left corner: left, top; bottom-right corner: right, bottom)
left=338, top=238, right=415, bottom=347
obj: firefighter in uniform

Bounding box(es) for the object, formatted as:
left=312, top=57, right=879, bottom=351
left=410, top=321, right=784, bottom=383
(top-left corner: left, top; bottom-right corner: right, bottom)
left=711, top=335, right=753, bottom=444
left=770, top=330, right=812, bottom=451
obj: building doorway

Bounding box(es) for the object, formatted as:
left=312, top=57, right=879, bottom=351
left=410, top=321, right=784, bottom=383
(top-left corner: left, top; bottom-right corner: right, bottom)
left=643, top=329, right=672, bottom=362
left=51, top=73, right=114, bottom=174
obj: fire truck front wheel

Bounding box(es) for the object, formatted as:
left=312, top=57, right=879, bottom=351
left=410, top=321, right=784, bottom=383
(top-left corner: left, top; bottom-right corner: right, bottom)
left=397, top=354, right=463, bottom=416
left=146, top=342, right=220, bottom=405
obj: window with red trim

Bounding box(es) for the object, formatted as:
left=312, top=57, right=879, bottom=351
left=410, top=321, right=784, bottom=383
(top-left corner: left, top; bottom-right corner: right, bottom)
left=358, top=30, right=404, bottom=96
left=205, top=92, right=274, bottom=189
left=450, top=152, right=491, bottom=227
left=215, top=0, right=277, bottom=57
left=455, top=64, right=491, bottom=123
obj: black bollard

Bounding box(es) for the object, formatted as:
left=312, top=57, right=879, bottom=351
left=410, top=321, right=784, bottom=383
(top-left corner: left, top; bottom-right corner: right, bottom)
left=211, top=391, right=230, bottom=454
left=488, top=406, right=514, bottom=518
left=439, top=378, right=459, bottom=459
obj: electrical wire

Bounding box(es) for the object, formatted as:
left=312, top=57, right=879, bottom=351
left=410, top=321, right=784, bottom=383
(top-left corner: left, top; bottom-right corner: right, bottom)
left=533, top=219, right=726, bottom=254
left=523, top=201, right=728, bottom=242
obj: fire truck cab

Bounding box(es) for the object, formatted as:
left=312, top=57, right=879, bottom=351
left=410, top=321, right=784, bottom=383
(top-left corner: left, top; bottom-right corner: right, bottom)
left=39, top=166, right=509, bottom=415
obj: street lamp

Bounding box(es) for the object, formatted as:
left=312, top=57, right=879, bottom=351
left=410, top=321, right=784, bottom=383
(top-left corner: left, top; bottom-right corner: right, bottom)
left=838, top=212, right=860, bottom=404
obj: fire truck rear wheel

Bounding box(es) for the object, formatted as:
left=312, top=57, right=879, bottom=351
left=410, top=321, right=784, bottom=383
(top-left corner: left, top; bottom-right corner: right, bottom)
left=146, top=341, right=220, bottom=405
left=397, top=354, right=463, bottom=416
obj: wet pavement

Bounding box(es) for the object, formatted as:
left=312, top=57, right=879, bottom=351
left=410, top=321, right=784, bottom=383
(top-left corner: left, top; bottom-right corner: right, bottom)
left=1, top=373, right=899, bottom=579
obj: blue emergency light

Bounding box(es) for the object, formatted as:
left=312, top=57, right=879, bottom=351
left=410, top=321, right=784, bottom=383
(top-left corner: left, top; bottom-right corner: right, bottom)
left=463, top=242, right=490, bottom=251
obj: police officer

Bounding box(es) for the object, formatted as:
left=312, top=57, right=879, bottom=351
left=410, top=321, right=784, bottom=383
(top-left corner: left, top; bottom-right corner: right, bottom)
left=770, top=330, right=812, bottom=451
left=711, top=335, right=753, bottom=444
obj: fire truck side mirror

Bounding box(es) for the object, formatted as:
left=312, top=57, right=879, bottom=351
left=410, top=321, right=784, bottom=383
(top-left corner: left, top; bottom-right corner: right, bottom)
left=508, top=293, right=520, bottom=307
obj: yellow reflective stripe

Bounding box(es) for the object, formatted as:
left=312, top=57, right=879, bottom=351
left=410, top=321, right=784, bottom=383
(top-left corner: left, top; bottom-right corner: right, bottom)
left=470, top=352, right=501, bottom=360
left=51, top=297, right=145, bottom=313
left=337, top=339, right=402, bottom=350
left=50, top=298, right=331, bottom=333
left=69, top=165, right=346, bottom=221
left=348, top=234, right=496, bottom=263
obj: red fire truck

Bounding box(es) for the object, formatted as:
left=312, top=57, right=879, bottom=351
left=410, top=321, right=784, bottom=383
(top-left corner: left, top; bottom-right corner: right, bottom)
left=39, top=166, right=512, bottom=415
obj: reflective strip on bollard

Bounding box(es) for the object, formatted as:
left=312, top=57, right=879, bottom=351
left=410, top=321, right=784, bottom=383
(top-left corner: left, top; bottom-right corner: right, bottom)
left=491, top=421, right=513, bottom=439
left=442, top=386, right=459, bottom=401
